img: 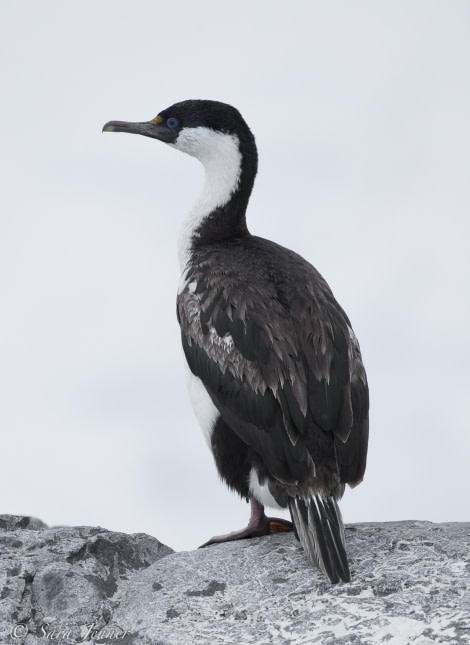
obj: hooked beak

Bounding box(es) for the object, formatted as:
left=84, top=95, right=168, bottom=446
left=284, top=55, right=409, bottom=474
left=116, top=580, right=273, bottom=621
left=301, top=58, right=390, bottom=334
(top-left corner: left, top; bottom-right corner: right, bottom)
left=102, top=117, right=176, bottom=143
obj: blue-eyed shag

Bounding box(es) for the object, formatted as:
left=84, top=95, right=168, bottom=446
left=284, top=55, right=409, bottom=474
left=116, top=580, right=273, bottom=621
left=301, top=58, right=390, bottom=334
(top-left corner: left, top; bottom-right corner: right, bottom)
left=103, top=100, right=369, bottom=583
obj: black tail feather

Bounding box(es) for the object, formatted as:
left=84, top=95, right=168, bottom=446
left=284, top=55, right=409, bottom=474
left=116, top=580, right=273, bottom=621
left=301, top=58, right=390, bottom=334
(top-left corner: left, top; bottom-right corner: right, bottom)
left=288, top=494, right=350, bottom=584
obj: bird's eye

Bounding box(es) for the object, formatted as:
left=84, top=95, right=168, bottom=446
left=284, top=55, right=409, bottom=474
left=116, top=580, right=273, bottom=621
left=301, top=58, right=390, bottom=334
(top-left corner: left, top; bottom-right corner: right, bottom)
left=166, top=117, right=179, bottom=130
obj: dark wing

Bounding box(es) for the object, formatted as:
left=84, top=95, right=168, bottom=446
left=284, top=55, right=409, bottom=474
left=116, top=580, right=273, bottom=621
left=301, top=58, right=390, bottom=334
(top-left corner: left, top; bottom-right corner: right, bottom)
left=177, top=238, right=369, bottom=491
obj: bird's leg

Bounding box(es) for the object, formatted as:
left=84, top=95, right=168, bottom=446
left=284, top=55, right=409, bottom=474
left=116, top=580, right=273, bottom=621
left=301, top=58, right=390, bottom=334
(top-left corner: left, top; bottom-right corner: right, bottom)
left=199, top=497, right=293, bottom=548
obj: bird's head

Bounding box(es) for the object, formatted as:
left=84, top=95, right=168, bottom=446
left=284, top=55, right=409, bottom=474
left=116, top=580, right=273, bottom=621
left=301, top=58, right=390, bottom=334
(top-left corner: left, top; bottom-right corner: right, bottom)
left=103, top=99, right=257, bottom=171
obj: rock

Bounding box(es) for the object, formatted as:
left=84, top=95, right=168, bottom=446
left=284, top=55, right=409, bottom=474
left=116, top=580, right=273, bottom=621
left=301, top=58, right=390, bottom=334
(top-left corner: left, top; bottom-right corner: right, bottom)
left=0, top=515, right=172, bottom=644
left=0, top=516, right=47, bottom=531
left=0, top=516, right=469, bottom=644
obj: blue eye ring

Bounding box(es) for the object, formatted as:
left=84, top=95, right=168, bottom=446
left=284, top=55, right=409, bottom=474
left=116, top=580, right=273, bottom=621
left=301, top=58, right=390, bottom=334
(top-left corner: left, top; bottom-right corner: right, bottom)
left=167, top=117, right=179, bottom=130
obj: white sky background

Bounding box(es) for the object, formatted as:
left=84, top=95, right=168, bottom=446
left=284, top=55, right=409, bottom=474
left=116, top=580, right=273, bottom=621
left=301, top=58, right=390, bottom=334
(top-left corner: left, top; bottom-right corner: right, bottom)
left=1, top=1, right=469, bottom=552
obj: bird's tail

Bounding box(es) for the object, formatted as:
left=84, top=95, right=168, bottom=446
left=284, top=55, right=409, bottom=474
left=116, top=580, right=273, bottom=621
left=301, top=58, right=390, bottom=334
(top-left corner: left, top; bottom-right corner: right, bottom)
left=288, top=494, right=350, bottom=583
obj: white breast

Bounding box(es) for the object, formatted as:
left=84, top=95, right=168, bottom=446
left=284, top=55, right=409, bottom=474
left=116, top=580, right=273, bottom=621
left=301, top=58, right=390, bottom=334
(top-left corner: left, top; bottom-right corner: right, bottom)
left=171, top=128, right=242, bottom=270
left=185, top=367, right=220, bottom=449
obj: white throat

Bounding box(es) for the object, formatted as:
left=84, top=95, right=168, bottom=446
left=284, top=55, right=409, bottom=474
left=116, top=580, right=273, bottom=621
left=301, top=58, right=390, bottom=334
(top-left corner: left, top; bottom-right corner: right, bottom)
left=171, top=127, right=242, bottom=270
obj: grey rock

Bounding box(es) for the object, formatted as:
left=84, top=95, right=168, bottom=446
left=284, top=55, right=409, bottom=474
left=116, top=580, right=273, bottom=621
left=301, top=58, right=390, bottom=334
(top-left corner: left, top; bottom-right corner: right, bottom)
left=0, top=516, right=469, bottom=644
left=0, top=515, right=47, bottom=531
left=0, top=515, right=172, bottom=643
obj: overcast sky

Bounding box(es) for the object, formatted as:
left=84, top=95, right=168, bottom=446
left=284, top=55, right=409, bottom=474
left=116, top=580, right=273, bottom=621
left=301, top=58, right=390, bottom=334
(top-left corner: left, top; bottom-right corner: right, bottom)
left=1, top=1, right=469, bottom=552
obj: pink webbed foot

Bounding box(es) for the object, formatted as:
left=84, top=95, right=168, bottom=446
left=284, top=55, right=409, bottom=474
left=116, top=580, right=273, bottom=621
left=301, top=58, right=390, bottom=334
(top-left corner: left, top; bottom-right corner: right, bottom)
left=200, top=498, right=292, bottom=548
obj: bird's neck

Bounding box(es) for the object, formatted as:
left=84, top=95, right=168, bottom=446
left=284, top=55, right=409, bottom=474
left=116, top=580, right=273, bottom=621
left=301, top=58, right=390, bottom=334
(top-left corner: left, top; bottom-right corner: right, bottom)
left=177, top=131, right=256, bottom=270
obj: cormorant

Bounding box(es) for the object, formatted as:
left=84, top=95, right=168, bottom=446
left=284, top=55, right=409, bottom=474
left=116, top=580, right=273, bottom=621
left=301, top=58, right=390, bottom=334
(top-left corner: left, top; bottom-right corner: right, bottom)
left=103, top=100, right=369, bottom=583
